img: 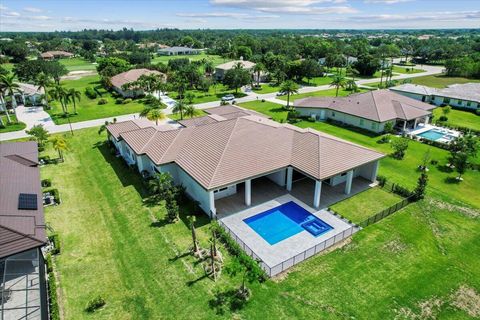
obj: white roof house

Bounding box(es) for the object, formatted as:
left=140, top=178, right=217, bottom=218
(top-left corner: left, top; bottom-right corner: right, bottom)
left=214, top=60, right=256, bottom=80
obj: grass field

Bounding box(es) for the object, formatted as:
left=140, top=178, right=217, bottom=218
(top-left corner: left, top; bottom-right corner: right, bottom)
left=170, top=84, right=247, bottom=104
left=152, top=53, right=228, bottom=67
left=59, top=58, right=97, bottom=72
left=0, top=114, right=26, bottom=133
left=391, top=65, right=425, bottom=74
left=301, top=76, right=334, bottom=86
left=238, top=100, right=288, bottom=122
left=409, top=75, right=480, bottom=88
left=277, top=88, right=368, bottom=102
left=433, top=107, right=480, bottom=131
left=41, top=126, right=480, bottom=319
left=47, top=75, right=145, bottom=124
left=251, top=83, right=281, bottom=94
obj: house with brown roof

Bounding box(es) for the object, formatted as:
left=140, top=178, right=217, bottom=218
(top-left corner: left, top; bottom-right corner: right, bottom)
left=107, top=105, right=384, bottom=218
left=294, top=89, right=435, bottom=133
left=40, top=50, right=74, bottom=60
left=110, top=68, right=166, bottom=98
left=0, top=141, right=48, bottom=319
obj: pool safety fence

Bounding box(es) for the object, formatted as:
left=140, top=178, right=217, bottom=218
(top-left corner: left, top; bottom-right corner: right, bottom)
left=359, top=195, right=414, bottom=228
left=218, top=219, right=359, bottom=277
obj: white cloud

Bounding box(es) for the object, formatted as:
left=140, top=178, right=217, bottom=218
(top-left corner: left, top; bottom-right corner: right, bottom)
left=0, top=4, right=8, bottom=10
left=177, top=12, right=279, bottom=19
left=1, top=11, right=20, bottom=17
left=210, top=0, right=356, bottom=14
left=30, top=15, right=52, bottom=20
left=348, top=10, right=480, bottom=22
left=24, top=7, right=43, bottom=13
left=364, top=0, right=413, bottom=3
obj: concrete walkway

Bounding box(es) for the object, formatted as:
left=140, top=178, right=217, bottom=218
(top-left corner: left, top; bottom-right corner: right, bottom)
left=0, top=64, right=444, bottom=142
left=15, top=105, right=56, bottom=129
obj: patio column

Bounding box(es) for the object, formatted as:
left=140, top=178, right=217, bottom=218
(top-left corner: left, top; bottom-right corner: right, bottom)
left=403, top=120, right=407, bottom=132
left=286, top=167, right=293, bottom=191
left=413, top=118, right=418, bottom=128
left=245, top=179, right=251, bottom=206
left=370, top=161, right=379, bottom=182
left=344, top=170, right=354, bottom=195
left=425, top=116, right=430, bottom=124
left=313, top=180, right=322, bottom=209
left=209, top=191, right=216, bottom=219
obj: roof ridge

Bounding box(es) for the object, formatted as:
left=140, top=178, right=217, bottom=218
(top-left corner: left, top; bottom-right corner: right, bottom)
left=140, top=127, right=166, bottom=154
left=371, top=90, right=382, bottom=122
left=208, top=118, right=241, bottom=189
left=157, top=129, right=188, bottom=163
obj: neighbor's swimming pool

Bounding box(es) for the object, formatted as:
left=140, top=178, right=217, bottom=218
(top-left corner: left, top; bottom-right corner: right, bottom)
left=243, top=201, right=333, bottom=245
left=417, top=129, right=446, bottom=141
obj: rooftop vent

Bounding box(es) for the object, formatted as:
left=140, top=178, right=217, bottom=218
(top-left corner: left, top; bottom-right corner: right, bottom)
left=18, top=193, right=37, bottom=210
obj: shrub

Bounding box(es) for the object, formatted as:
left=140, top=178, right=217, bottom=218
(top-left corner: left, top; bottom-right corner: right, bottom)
left=46, top=257, right=60, bottom=320
left=390, top=138, right=409, bottom=160
left=392, top=183, right=413, bottom=198
left=377, top=134, right=390, bottom=144
left=41, top=179, right=52, bottom=187
left=85, top=296, right=106, bottom=313
left=39, top=155, right=51, bottom=164
left=115, top=98, right=123, bottom=104
left=48, top=234, right=61, bottom=255
left=377, top=175, right=387, bottom=187
left=44, top=188, right=60, bottom=204
left=430, top=159, right=439, bottom=165
left=438, top=115, right=448, bottom=122
left=97, top=98, right=108, bottom=105
left=261, top=99, right=266, bottom=102
left=85, top=87, right=97, bottom=99
left=122, top=98, right=132, bottom=104
left=476, top=109, right=480, bottom=116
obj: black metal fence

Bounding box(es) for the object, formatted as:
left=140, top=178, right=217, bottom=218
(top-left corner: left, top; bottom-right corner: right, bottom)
left=359, top=195, right=413, bottom=228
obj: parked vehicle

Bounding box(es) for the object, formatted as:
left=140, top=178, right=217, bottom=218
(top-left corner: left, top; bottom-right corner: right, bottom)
left=221, top=94, right=235, bottom=101
left=276, top=91, right=287, bottom=96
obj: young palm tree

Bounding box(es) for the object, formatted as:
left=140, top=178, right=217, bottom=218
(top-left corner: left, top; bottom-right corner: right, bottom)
left=0, top=86, right=12, bottom=124
left=184, top=104, right=197, bottom=118
left=67, top=88, right=81, bottom=114
left=0, top=74, right=21, bottom=119
left=204, top=60, right=214, bottom=76
left=35, top=73, right=53, bottom=108
left=330, top=75, right=347, bottom=97
left=279, top=80, right=299, bottom=109
left=172, top=100, right=187, bottom=120
left=252, top=62, right=264, bottom=87
left=140, top=107, right=165, bottom=125
left=50, top=135, right=69, bottom=161
left=98, top=118, right=117, bottom=135
left=188, top=216, right=199, bottom=254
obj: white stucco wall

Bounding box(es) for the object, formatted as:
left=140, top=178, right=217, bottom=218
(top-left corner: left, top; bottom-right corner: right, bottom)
left=391, top=90, right=431, bottom=103
left=213, top=185, right=237, bottom=200
left=266, top=169, right=287, bottom=187
left=432, top=95, right=478, bottom=110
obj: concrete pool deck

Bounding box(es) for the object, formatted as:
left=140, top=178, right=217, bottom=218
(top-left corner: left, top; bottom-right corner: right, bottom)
left=219, top=194, right=358, bottom=275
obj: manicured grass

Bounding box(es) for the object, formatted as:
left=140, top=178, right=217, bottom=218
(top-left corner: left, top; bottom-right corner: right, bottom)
left=168, top=109, right=207, bottom=121
left=409, top=75, right=480, bottom=88
left=238, top=100, right=288, bottom=122
left=41, top=127, right=480, bottom=319
left=59, top=58, right=97, bottom=71
left=152, top=53, right=228, bottom=67
left=301, top=76, right=333, bottom=86
left=331, top=187, right=403, bottom=224
left=0, top=114, right=26, bottom=133
left=391, top=65, right=425, bottom=74
left=433, top=107, right=480, bottom=131
left=251, top=83, right=281, bottom=94
left=170, top=84, right=246, bottom=105
left=277, top=88, right=367, bottom=102
left=47, top=75, right=146, bottom=124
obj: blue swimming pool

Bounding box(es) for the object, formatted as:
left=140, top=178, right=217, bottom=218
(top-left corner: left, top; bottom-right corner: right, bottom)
left=417, top=129, right=446, bottom=141
left=243, top=201, right=333, bottom=245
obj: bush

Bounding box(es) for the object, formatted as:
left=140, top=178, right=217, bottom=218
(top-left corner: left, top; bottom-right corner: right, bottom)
left=85, top=296, right=106, bottom=313
left=392, top=183, right=413, bottom=198
left=115, top=98, right=124, bottom=104
left=476, top=109, right=480, bottom=116
left=41, top=179, right=52, bottom=187
left=44, top=188, right=60, bottom=204
left=122, top=98, right=132, bottom=104
left=48, top=234, right=61, bottom=255
left=377, top=175, right=387, bottom=187
left=438, top=115, right=448, bottom=122
left=377, top=134, right=390, bottom=144
left=39, top=155, right=51, bottom=164
left=97, top=98, right=108, bottom=105
left=85, top=87, right=97, bottom=99
left=46, top=256, right=60, bottom=320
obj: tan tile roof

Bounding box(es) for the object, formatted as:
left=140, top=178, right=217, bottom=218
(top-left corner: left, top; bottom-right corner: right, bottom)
left=215, top=60, right=256, bottom=71
left=0, top=141, right=46, bottom=258
left=295, top=89, right=435, bottom=122
left=107, top=118, right=162, bottom=140
left=40, top=50, right=73, bottom=58
left=113, top=114, right=384, bottom=190
left=110, top=68, right=165, bottom=89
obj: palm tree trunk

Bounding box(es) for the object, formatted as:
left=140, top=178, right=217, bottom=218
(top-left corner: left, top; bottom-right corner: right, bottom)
left=336, top=86, right=339, bottom=97
left=0, top=95, right=11, bottom=123
left=287, top=93, right=290, bottom=108
left=10, top=94, right=18, bottom=121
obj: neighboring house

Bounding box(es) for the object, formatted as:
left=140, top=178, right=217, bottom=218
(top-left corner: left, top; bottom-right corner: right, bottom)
left=294, top=89, right=435, bottom=133
left=0, top=141, right=48, bottom=320
left=391, top=83, right=480, bottom=111
left=16, top=83, right=45, bottom=106
left=110, top=68, right=166, bottom=98
left=40, top=50, right=74, bottom=60
left=318, top=55, right=357, bottom=66
left=107, top=105, right=384, bottom=218
left=157, top=46, right=200, bottom=56
left=214, top=60, right=256, bottom=81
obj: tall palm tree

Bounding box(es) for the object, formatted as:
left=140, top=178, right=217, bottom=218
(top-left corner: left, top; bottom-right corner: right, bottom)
left=204, top=60, right=214, bottom=76
left=35, top=73, right=53, bottom=108
left=50, top=135, right=69, bottom=161
left=172, top=100, right=187, bottom=120
left=280, top=80, right=299, bottom=109
left=140, top=107, right=166, bottom=125
left=252, top=62, right=264, bottom=87
left=67, top=88, right=81, bottom=114
left=0, top=74, right=20, bottom=120
left=0, top=86, right=12, bottom=124
left=330, top=75, right=347, bottom=97
left=49, top=84, right=68, bottom=115
left=184, top=104, right=197, bottom=119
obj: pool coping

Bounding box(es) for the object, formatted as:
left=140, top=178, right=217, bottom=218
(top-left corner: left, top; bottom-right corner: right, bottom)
left=219, top=194, right=355, bottom=268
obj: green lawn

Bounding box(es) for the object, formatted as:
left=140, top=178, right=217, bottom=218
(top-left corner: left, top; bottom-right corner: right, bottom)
left=152, top=53, right=228, bottom=67
left=168, top=109, right=207, bottom=121
left=47, top=75, right=146, bottom=124
left=41, top=127, right=480, bottom=319
left=59, top=58, right=97, bottom=72
left=277, top=88, right=368, bottom=102
left=251, top=83, right=281, bottom=94
left=330, top=187, right=403, bottom=224
left=238, top=100, right=288, bottom=122
left=391, top=65, right=425, bottom=74
left=301, top=76, right=333, bottom=86
left=433, top=107, right=480, bottom=131
left=409, top=75, right=480, bottom=88
left=170, top=84, right=246, bottom=105
left=0, top=114, right=26, bottom=133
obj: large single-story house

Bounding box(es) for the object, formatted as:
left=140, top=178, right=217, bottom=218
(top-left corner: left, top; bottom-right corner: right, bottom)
left=391, top=83, right=480, bottom=111
left=214, top=60, right=256, bottom=81
left=107, top=105, right=384, bottom=218
left=0, top=83, right=44, bottom=111
left=294, top=89, right=436, bottom=133
left=0, top=141, right=48, bottom=320
left=40, top=50, right=74, bottom=60
left=157, top=46, right=200, bottom=56
left=111, top=68, right=166, bottom=98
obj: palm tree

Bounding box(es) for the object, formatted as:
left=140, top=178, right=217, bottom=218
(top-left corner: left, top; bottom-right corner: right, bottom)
left=330, top=75, right=347, bottom=97
left=0, top=86, right=12, bottom=124
left=34, top=73, right=53, bottom=108
left=51, top=135, right=69, bottom=161
left=172, top=100, right=187, bottom=120
left=49, top=84, right=68, bottom=115
left=0, top=74, right=20, bottom=120
left=279, top=80, right=299, bottom=109
left=252, top=62, right=264, bottom=87
left=188, top=216, right=199, bottom=254
left=98, top=118, right=117, bottom=135
left=140, top=107, right=165, bottom=125
left=184, top=104, right=197, bottom=118
left=67, top=88, right=81, bottom=114
left=204, top=60, right=214, bottom=76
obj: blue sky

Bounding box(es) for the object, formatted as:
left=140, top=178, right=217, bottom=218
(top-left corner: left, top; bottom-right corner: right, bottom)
left=1, top=0, right=479, bottom=31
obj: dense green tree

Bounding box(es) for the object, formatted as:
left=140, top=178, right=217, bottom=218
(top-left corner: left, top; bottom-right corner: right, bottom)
left=223, top=63, right=251, bottom=93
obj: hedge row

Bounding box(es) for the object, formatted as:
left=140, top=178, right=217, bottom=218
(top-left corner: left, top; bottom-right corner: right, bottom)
left=48, top=234, right=61, bottom=255
left=377, top=175, right=413, bottom=198
left=211, top=221, right=267, bottom=281
left=45, top=254, right=60, bottom=320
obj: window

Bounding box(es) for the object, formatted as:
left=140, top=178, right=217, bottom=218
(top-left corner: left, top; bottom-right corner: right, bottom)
left=467, top=101, right=472, bottom=107
left=332, top=112, right=335, bottom=117
left=214, top=187, right=228, bottom=193
left=371, top=122, right=378, bottom=130
left=457, top=100, right=462, bottom=105
left=359, top=119, right=364, bottom=126
left=443, top=97, right=450, bottom=104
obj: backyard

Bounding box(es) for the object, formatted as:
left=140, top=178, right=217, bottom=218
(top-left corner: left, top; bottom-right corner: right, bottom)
left=433, top=107, right=480, bottom=131
left=40, top=126, right=480, bottom=319
left=152, top=53, right=228, bottom=67
left=47, top=74, right=146, bottom=124
left=409, top=75, right=480, bottom=88
left=0, top=114, right=26, bottom=133
left=276, top=88, right=368, bottom=102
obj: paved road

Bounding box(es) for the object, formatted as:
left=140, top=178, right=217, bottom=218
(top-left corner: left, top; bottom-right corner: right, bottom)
left=0, top=64, right=444, bottom=142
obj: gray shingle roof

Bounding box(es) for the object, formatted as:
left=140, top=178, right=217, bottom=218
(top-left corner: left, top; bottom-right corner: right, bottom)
left=436, top=83, right=480, bottom=103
